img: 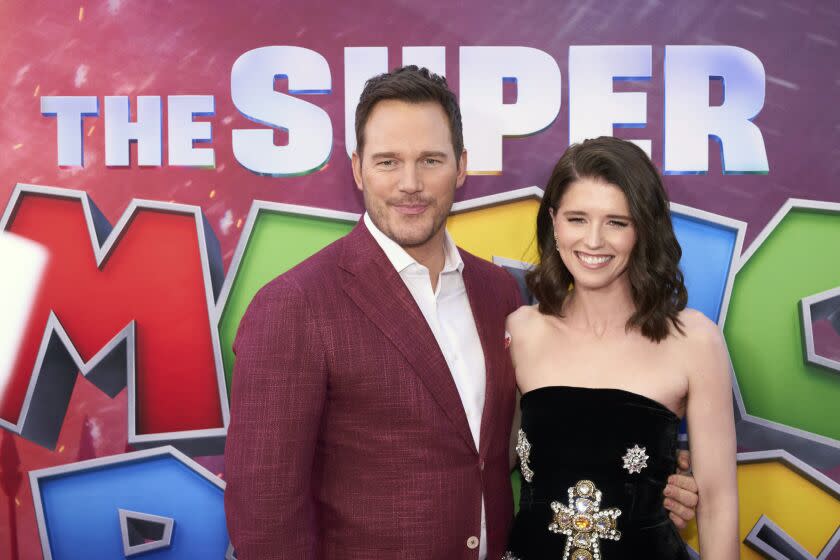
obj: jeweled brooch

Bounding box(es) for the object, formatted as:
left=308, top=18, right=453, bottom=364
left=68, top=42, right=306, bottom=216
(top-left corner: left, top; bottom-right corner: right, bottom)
left=622, top=444, right=649, bottom=474
left=516, top=429, right=534, bottom=482
left=549, top=480, right=622, bottom=560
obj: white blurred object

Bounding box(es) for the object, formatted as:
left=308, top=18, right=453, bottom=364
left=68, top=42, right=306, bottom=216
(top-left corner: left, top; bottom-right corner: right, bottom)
left=0, top=232, right=48, bottom=396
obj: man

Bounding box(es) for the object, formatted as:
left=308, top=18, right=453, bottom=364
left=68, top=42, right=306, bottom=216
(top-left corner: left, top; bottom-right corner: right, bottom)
left=224, top=66, right=698, bottom=559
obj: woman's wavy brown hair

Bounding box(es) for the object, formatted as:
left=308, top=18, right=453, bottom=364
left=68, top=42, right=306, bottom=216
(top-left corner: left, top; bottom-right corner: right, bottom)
left=525, top=136, right=687, bottom=342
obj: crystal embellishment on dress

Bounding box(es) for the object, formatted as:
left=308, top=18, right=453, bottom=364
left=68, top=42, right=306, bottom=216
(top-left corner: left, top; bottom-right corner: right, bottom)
left=516, top=429, right=534, bottom=482
left=621, top=444, right=649, bottom=474
left=548, top=480, right=621, bottom=560
left=501, top=552, right=521, bottom=560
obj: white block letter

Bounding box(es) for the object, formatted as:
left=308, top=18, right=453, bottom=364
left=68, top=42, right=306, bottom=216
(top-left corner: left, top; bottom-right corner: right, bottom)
left=41, top=96, right=99, bottom=166
left=343, top=46, right=446, bottom=157
left=231, top=46, right=332, bottom=176
left=569, top=46, right=652, bottom=157
left=665, top=45, right=769, bottom=174
left=105, top=96, right=163, bottom=166
left=167, top=95, right=215, bottom=167
left=460, top=47, right=561, bottom=174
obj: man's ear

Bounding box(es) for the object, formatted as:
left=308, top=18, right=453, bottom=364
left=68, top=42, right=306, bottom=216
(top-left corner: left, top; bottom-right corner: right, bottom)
left=351, top=151, right=364, bottom=192
left=455, top=149, right=468, bottom=189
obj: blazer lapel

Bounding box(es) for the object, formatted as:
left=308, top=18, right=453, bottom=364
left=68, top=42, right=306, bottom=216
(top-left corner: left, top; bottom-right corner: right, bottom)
left=461, top=254, right=503, bottom=460
left=340, top=223, right=478, bottom=454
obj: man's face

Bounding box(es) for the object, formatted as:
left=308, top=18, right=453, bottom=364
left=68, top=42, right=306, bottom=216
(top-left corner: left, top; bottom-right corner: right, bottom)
left=352, top=99, right=466, bottom=249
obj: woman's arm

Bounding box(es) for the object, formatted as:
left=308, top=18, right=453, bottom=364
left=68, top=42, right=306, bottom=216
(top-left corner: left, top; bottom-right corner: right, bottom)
left=506, top=309, right=527, bottom=471
left=685, top=315, right=739, bottom=558
left=509, top=389, right=522, bottom=471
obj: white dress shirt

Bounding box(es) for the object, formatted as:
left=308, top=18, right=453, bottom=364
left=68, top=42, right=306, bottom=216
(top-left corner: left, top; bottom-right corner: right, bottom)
left=364, top=213, right=488, bottom=558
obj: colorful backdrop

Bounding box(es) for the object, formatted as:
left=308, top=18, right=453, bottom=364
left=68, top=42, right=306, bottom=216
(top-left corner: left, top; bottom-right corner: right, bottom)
left=1, top=1, right=839, bottom=558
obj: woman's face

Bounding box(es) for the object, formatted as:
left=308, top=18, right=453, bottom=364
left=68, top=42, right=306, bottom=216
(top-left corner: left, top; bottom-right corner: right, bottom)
left=551, top=177, right=637, bottom=291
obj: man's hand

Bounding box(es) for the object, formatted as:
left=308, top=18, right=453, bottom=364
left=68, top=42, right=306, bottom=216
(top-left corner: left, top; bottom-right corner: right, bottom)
left=664, top=450, right=699, bottom=529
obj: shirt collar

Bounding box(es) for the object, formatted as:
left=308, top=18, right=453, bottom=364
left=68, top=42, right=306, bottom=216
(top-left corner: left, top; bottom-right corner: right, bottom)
left=363, top=212, right=464, bottom=275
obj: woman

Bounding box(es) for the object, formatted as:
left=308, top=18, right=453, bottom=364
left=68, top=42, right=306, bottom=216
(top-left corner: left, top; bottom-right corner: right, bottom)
left=504, top=137, right=738, bottom=559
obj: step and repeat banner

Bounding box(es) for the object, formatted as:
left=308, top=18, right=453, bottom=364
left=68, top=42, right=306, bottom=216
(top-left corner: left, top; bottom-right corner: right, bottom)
left=1, top=1, right=839, bottom=558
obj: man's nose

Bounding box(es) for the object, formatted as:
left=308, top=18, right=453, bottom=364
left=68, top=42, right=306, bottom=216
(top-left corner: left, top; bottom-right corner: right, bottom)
left=398, top=165, right=422, bottom=193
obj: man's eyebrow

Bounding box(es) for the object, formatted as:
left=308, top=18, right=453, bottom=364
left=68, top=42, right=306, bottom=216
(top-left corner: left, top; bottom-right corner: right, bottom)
left=369, top=151, right=399, bottom=159
left=420, top=151, right=449, bottom=158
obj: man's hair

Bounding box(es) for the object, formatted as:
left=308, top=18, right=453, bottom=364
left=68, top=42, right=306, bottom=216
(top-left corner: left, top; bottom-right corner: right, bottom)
left=526, top=136, right=688, bottom=343
left=354, top=65, right=463, bottom=162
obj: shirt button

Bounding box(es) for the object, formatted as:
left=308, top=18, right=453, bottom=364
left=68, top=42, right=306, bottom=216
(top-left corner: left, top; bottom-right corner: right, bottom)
left=466, top=536, right=479, bottom=549
left=479, top=460, right=485, bottom=471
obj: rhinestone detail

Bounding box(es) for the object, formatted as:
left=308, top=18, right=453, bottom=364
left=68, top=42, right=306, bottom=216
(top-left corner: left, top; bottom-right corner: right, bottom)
left=622, top=444, right=649, bottom=474
left=501, top=552, right=521, bottom=560
left=548, top=479, right=621, bottom=560
left=516, top=429, right=534, bottom=482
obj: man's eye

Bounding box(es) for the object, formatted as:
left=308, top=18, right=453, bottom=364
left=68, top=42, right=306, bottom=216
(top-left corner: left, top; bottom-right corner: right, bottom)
left=378, top=160, right=395, bottom=167
left=424, top=158, right=441, bottom=165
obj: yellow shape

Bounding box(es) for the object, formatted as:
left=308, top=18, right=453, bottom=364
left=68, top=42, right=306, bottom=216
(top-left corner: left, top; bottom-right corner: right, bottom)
left=447, top=199, right=540, bottom=264
left=682, top=460, right=840, bottom=558
left=573, top=514, right=592, bottom=531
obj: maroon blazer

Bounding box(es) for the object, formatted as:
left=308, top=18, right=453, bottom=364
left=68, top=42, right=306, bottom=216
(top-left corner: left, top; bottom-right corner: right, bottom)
left=224, top=221, right=522, bottom=559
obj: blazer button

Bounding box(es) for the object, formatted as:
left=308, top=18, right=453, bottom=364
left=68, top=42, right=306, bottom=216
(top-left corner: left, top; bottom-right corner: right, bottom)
left=466, top=536, right=479, bottom=549
left=479, top=460, right=485, bottom=471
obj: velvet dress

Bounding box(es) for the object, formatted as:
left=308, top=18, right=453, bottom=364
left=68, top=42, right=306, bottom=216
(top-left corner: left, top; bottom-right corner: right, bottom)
left=504, top=386, right=690, bottom=560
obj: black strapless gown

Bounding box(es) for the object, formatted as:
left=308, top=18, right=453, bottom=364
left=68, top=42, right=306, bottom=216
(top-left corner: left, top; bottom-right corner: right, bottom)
left=504, top=386, right=690, bottom=560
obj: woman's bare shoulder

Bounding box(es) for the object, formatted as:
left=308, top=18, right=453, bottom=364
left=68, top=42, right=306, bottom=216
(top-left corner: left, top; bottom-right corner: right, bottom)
left=675, top=309, right=729, bottom=379
left=676, top=308, right=722, bottom=343
left=507, top=305, right=554, bottom=346
left=506, top=304, right=543, bottom=331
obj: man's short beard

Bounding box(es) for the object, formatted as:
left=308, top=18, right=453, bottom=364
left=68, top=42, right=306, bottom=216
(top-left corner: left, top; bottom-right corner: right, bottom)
left=363, top=192, right=454, bottom=249
left=387, top=211, right=449, bottom=248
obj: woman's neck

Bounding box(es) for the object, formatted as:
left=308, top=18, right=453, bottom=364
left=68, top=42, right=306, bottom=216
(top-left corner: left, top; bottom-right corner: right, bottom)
left=562, top=277, right=635, bottom=337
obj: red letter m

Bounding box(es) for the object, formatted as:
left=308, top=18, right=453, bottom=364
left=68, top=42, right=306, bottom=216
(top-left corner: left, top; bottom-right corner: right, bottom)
left=1, top=185, right=227, bottom=454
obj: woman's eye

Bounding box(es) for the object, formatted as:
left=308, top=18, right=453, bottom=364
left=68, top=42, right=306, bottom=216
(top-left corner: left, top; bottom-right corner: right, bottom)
left=609, top=220, right=629, bottom=228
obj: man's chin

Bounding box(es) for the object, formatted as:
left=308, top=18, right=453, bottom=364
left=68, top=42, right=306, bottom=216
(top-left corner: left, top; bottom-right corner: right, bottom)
left=369, top=211, right=443, bottom=249
left=380, top=219, right=439, bottom=246
left=388, top=230, right=436, bottom=248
